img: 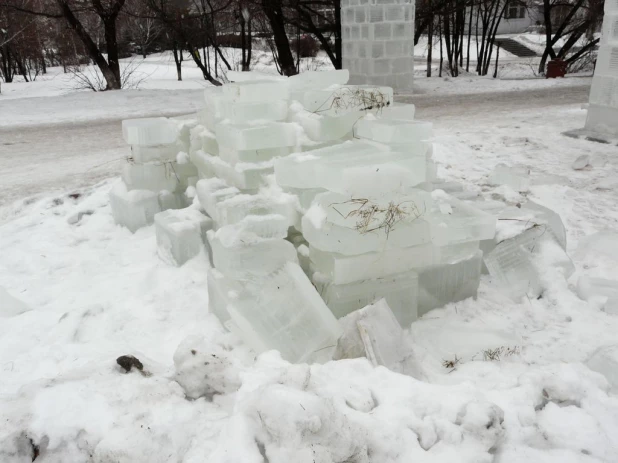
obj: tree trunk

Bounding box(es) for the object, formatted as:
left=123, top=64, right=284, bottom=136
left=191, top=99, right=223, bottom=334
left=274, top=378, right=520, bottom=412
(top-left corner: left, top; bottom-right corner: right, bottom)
left=493, top=44, right=499, bottom=78
left=427, top=15, right=433, bottom=77
left=334, top=0, right=342, bottom=69
left=262, top=0, right=297, bottom=76
left=172, top=41, right=182, bottom=81
left=103, top=17, right=121, bottom=87
left=55, top=0, right=121, bottom=90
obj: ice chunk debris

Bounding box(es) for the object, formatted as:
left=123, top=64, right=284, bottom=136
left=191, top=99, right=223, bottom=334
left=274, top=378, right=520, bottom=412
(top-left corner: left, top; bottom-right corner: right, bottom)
left=488, top=163, right=530, bottom=192
left=572, top=154, right=591, bottom=170
left=586, top=345, right=618, bottom=392
left=155, top=208, right=213, bottom=266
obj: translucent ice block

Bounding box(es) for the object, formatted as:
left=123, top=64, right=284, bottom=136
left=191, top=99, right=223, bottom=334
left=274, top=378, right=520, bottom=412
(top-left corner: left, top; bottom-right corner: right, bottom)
left=521, top=200, right=567, bottom=250
left=208, top=231, right=298, bottom=279
left=426, top=191, right=497, bottom=246
left=190, top=127, right=219, bottom=156
left=155, top=208, right=214, bottom=266
left=222, top=80, right=290, bottom=103
left=227, top=262, right=342, bottom=363
left=215, top=214, right=289, bottom=247
left=301, top=85, right=394, bottom=115
left=226, top=70, right=287, bottom=82
left=122, top=118, right=178, bottom=146
left=219, top=146, right=291, bottom=165
left=310, top=243, right=435, bottom=285
left=195, top=178, right=240, bottom=223
left=302, top=191, right=432, bottom=255
left=121, top=162, right=179, bottom=193
left=417, top=250, right=482, bottom=317
left=219, top=99, right=289, bottom=124
left=193, top=150, right=273, bottom=190
left=109, top=183, right=161, bottom=233
left=354, top=118, right=433, bottom=144
left=290, top=104, right=361, bottom=142
left=130, top=144, right=179, bottom=163
left=380, top=102, right=415, bottom=121
left=207, top=267, right=246, bottom=326
left=274, top=140, right=382, bottom=189
left=488, top=163, right=531, bottom=192
left=333, top=299, right=415, bottom=374
left=315, top=270, right=419, bottom=326
left=216, top=122, right=297, bottom=151
left=217, top=192, right=299, bottom=228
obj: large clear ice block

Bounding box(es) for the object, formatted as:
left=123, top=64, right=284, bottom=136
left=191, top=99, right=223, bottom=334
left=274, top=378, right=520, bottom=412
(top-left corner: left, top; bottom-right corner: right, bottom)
left=354, top=118, right=433, bottom=143
left=155, top=208, right=214, bottom=266
left=228, top=262, right=342, bottom=363
left=121, top=162, right=179, bottom=193
left=109, top=183, right=161, bottom=233
left=122, top=117, right=178, bottom=146
left=315, top=270, right=419, bottom=327
left=301, top=85, right=394, bottom=115
left=195, top=178, right=240, bottom=223
left=222, top=79, right=290, bottom=103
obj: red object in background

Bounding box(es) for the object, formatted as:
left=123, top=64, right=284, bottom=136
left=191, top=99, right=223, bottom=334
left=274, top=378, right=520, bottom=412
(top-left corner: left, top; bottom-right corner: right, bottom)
left=546, top=59, right=567, bottom=78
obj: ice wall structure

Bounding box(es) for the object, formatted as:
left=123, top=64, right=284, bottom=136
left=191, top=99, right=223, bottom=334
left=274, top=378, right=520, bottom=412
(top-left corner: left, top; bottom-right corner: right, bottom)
left=341, top=0, right=415, bottom=90
left=110, top=70, right=569, bottom=365
left=585, top=0, right=618, bottom=137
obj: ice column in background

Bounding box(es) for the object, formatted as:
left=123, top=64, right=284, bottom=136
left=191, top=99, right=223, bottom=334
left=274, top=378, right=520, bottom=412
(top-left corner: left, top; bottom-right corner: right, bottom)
left=341, top=0, right=415, bottom=90
left=585, top=0, right=618, bottom=136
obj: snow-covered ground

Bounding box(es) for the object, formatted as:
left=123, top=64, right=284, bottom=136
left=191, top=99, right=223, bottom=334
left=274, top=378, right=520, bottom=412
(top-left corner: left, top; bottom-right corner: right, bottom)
left=1, top=55, right=618, bottom=462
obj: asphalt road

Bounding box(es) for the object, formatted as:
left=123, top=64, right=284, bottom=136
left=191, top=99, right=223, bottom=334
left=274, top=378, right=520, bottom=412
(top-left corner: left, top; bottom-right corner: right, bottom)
left=0, top=84, right=590, bottom=214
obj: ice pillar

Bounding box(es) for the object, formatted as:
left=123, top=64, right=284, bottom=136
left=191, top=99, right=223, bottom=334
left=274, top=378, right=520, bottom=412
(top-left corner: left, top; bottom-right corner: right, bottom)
left=341, top=0, right=415, bottom=91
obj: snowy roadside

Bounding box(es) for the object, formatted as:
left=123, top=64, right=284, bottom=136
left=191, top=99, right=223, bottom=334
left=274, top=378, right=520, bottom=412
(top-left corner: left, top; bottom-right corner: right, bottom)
left=2, top=73, right=618, bottom=462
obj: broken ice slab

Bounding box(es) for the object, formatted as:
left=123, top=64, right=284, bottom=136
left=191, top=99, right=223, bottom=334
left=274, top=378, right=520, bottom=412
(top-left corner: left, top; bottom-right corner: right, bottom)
left=354, top=118, right=433, bottom=144
left=274, top=140, right=384, bottom=189
left=208, top=231, right=298, bottom=279
left=158, top=189, right=189, bottom=211
left=227, top=262, right=342, bottom=363
left=301, top=191, right=432, bottom=255
left=109, top=183, right=161, bottom=233
left=488, top=163, right=531, bottom=192
left=195, top=178, right=240, bottom=223
left=155, top=208, right=214, bottom=266
left=207, top=267, right=246, bottom=326
left=417, top=251, right=482, bottom=317
left=333, top=299, right=417, bottom=374
left=216, top=122, right=297, bottom=151
left=425, top=191, right=497, bottom=246
left=289, top=103, right=362, bottom=142
left=214, top=214, right=289, bottom=247
left=190, top=127, right=219, bottom=156
left=314, top=270, right=419, bottom=327
left=483, top=225, right=574, bottom=300
left=301, top=85, right=394, bottom=115
left=222, top=79, right=290, bottom=104
left=586, top=345, right=618, bottom=392
left=193, top=150, right=274, bottom=190
left=130, top=144, right=179, bottom=164
left=216, top=191, right=299, bottom=228
left=200, top=88, right=226, bottom=131
left=380, top=102, right=415, bottom=121
left=122, top=117, right=178, bottom=146
left=219, top=146, right=291, bottom=165
left=521, top=200, right=567, bottom=250
left=577, top=276, right=618, bottom=312
left=283, top=187, right=326, bottom=212
left=219, top=99, right=289, bottom=124
left=121, top=162, right=179, bottom=193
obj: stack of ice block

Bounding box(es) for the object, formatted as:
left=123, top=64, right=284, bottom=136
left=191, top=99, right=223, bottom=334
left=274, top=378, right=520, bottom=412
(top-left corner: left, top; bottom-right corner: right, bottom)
left=110, top=118, right=198, bottom=232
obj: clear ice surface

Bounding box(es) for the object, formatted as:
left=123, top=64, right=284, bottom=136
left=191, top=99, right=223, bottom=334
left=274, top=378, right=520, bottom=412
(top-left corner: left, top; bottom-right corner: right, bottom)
left=121, top=163, right=179, bottom=193
left=290, top=103, right=362, bottom=142
left=207, top=267, right=247, bottom=326
left=315, top=270, right=419, bottom=327
left=354, top=118, right=433, bottom=144
left=130, top=144, right=179, bottom=164
left=208, top=231, right=298, bottom=279
left=333, top=299, right=416, bottom=374
left=417, top=250, right=482, bottom=317
left=155, top=208, right=214, bottom=266
left=122, top=117, right=178, bottom=146
left=195, top=178, right=240, bottom=224
left=586, top=345, right=618, bottom=392
left=301, top=85, right=394, bottom=115
left=193, top=150, right=273, bottom=190
left=222, top=80, right=291, bottom=103
left=227, top=262, right=342, bottom=363
left=216, top=122, right=297, bottom=151
left=109, top=183, right=161, bottom=233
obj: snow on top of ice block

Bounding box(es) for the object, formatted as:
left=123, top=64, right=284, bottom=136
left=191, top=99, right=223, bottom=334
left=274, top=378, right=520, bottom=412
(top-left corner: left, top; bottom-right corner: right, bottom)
left=111, top=182, right=158, bottom=202
left=214, top=214, right=288, bottom=247
left=304, top=204, right=328, bottom=230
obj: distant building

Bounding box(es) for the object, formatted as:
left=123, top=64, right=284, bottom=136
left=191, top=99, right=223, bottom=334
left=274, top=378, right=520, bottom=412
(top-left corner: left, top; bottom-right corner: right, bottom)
left=496, top=0, right=544, bottom=34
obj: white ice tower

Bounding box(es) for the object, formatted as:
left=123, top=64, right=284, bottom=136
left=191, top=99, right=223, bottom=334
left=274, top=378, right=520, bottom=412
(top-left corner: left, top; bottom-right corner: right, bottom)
left=341, top=0, right=415, bottom=90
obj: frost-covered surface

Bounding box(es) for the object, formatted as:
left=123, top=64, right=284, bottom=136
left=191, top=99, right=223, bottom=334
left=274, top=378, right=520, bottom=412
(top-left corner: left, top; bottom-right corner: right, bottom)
left=2, top=75, right=618, bottom=461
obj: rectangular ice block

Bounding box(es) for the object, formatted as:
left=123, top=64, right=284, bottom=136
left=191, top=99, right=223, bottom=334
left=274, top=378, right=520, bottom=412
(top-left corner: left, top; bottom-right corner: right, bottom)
left=121, top=162, right=179, bottom=193
left=219, top=146, right=292, bottom=165
left=195, top=178, right=240, bottom=223
left=222, top=80, right=290, bottom=103
left=216, top=122, right=297, bottom=151
left=193, top=150, right=273, bottom=190
left=207, top=267, right=247, bottom=326
left=290, top=105, right=362, bottom=142
left=109, top=183, right=161, bottom=233
left=301, top=85, right=394, bottom=115
left=216, top=192, right=299, bottom=228
left=130, top=144, right=179, bottom=163
left=155, top=208, right=214, bottom=266
left=219, top=99, right=289, bottom=124
left=227, top=262, right=342, bottom=363
left=354, top=118, right=433, bottom=143
left=122, top=117, right=178, bottom=146
left=315, top=270, right=419, bottom=327
left=208, top=231, right=298, bottom=279
left=417, top=250, right=483, bottom=317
